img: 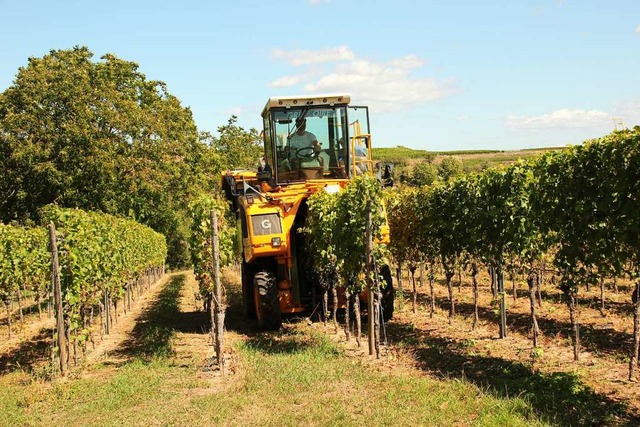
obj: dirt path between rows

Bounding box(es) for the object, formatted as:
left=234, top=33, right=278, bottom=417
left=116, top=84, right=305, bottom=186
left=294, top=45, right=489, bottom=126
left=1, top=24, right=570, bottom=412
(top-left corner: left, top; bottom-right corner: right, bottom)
left=0, top=273, right=175, bottom=374
left=85, top=273, right=175, bottom=366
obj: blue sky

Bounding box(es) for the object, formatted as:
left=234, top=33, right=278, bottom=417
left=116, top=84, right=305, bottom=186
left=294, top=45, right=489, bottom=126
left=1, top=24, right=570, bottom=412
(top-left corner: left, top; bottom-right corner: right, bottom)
left=1, top=0, right=639, bottom=151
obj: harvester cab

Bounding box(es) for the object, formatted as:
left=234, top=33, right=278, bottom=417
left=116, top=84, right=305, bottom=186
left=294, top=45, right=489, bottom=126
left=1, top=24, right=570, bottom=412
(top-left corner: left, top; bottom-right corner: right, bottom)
left=222, top=94, right=393, bottom=329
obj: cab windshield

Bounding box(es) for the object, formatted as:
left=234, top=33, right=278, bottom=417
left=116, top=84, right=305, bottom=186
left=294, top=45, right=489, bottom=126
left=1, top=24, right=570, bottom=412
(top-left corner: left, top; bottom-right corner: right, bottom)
left=271, top=106, right=349, bottom=184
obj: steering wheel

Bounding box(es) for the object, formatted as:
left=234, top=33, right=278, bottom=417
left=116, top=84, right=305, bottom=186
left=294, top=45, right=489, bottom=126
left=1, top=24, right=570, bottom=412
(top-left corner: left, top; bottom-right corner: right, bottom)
left=295, top=146, right=316, bottom=159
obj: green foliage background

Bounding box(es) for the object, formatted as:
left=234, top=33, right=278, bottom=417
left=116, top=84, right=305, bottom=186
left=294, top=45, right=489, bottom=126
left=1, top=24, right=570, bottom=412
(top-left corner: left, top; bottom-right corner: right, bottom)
left=0, top=47, right=261, bottom=267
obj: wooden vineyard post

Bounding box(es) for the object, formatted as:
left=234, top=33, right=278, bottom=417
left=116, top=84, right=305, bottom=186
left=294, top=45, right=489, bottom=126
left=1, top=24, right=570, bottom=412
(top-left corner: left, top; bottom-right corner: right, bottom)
left=497, top=263, right=507, bottom=339
left=49, top=223, right=67, bottom=377
left=366, top=202, right=376, bottom=356
left=105, top=291, right=110, bottom=335
left=210, top=210, right=225, bottom=371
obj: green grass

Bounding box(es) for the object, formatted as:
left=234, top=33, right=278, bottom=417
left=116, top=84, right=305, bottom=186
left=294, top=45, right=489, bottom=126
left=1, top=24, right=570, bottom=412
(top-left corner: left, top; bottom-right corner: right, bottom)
left=0, top=326, right=548, bottom=426
left=372, top=146, right=506, bottom=161
left=4, top=272, right=636, bottom=426
left=0, top=274, right=550, bottom=426
left=192, top=327, right=545, bottom=426
left=372, top=146, right=435, bottom=162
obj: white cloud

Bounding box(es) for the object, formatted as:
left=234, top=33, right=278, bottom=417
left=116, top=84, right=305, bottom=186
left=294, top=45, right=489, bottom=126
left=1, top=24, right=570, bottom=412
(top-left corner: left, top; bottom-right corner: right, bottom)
left=308, top=0, right=329, bottom=5
left=269, top=75, right=306, bottom=88
left=269, top=46, right=457, bottom=112
left=636, top=25, right=640, bottom=33
left=504, top=109, right=611, bottom=130
left=271, top=46, right=355, bottom=67
left=305, top=59, right=456, bottom=112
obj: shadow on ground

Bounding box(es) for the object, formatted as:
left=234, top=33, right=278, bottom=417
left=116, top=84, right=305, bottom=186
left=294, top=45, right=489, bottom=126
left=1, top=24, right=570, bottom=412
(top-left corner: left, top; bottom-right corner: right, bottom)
left=412, top=291, right=633, bottom=360
left=386, top=318, right=640, bottom=426
left=0, top=327, right=52, bottom=374
left=114, top=274, right=187, bottom=361
left=222, top=274, right=324, bottom=355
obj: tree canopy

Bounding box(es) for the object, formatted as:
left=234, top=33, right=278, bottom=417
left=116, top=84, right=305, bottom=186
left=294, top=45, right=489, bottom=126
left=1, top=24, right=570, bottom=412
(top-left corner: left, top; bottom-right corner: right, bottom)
left=0, top=46, right=260, bottom=266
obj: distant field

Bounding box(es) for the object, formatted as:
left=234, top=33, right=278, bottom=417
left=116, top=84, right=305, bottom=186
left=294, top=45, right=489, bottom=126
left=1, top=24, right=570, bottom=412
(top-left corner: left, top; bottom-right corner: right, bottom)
left=372, top=145, right=568, bottom=172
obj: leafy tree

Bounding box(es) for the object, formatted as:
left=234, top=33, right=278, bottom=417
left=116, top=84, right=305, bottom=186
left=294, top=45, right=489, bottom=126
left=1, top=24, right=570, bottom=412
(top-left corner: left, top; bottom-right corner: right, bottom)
left=0, top=47, right=209, bottom=266
left=438, top=156, right=463, bottom=181
left=209, top=115, right=263, bottom=171
left=411, top=161, right=439, bottom=186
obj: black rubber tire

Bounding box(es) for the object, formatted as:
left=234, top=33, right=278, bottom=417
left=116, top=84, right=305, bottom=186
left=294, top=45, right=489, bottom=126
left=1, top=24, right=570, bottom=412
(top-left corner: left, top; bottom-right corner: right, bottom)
left=241, top=260, right=256, bottom=319
left=254, top=270, right=282, bottom=330
left=380, top=265, right=395, bottom=322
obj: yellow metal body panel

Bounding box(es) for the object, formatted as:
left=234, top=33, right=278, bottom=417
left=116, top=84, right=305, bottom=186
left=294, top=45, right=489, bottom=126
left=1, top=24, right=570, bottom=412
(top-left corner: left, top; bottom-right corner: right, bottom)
left=227, top=171, right=351, bottom=266
left=223, top=93, right=391, bottom=317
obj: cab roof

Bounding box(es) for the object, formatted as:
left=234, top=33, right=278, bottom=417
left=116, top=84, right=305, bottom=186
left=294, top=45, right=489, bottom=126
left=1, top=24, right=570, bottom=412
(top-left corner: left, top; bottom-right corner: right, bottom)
left=261, top=94, right=351, bottom=117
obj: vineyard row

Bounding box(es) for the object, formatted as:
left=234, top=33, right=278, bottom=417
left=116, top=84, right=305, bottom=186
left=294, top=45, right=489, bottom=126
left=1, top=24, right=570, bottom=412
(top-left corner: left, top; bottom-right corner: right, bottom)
left=0, top=206, right=167, bottom=373
left=387, top=127, right=640, bottom=380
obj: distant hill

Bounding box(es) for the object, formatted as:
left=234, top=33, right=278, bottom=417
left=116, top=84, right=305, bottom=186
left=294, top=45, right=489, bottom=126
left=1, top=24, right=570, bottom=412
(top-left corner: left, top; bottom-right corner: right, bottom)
left=371, top=145, right=565, bottom=160
left=372, top=145, right=567, bottom=176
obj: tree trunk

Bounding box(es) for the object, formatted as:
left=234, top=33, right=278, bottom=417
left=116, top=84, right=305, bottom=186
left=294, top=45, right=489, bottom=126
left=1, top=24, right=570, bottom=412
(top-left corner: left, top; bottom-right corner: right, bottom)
left=344, top=289, right=351, bottom=341
left=528, top=270, right=540, bottom=348
left=613, top=276, right=618, bottom=293
left=322, top=288, right=328, bottom=327
left=429, top=271, right=435, bottom=319
left=354, top=293, right=361, bottom=348
left=410, top=267, right=417, bottom=314
left=126, top=283, right=131, bottom=313
left=512, top=272, right=518, bottom=302
left=419, top=263, right=424, bottom=287
left=536, top=267, right=543, bottom=308
left=489, top=265, right=497, bottom=299
left=5, top=301, right=11, bottom=339
left=331, top=286, right=338, bottom=334
left=497, top=264, right=507, bottom=339
left=472, top=263, right=479, bottom=330
left=64, top=319, right=71, bottom=371
left=445, top=267, right=455, bottom=324
left=457, top=267, right=462, bottom=293
left=629, top=283, right=640, bottom=381
left=600, top=277, right=606, bottom=317
left=99, top=301, right=104, bottom=339
left=37, top=294, right=42, bottom=320
left=105, top=292, right=110, bottom=335
left=90, top=307, right=96, bottom=350
left=17, top=288, right=24, bottom=328
left=47, top=288, right=52, bottom=319
left=396, top=263, right=403, bottom=293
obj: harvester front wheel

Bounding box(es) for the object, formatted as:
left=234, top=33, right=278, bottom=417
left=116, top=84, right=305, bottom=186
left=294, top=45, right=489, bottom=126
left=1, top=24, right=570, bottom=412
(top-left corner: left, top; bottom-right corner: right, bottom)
left=380, top=265, right=395, bottom=322
left=253, top=270, right=282, bottom=330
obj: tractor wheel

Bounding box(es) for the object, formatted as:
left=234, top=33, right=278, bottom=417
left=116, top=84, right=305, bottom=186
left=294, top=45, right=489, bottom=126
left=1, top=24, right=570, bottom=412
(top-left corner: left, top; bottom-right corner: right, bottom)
left=241, top=260, right=256, bottom=319
left=253, top=270, right=282, bottom=330
left=380, top=265, right=395, bottom=322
